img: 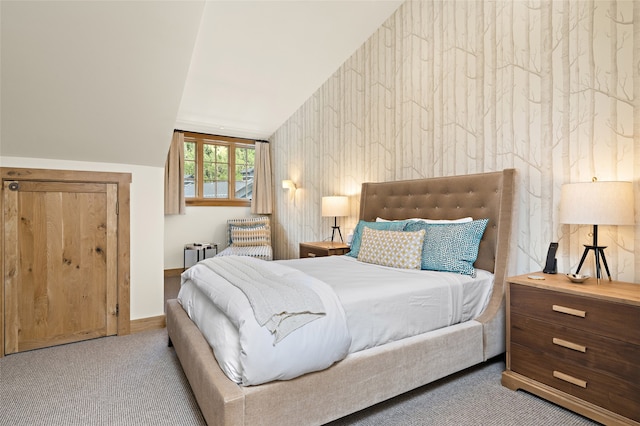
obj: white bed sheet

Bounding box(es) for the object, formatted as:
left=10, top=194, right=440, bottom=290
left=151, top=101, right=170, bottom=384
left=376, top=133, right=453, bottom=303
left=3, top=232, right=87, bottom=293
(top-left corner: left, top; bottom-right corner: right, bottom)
left=178, top=255, right=494, bottom=383
left=282, top=256, right=494, bottom=352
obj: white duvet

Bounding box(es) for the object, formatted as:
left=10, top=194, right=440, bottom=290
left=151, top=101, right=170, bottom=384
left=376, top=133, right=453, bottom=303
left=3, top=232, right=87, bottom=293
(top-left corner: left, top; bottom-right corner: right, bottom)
left=285, top=256, right=494, bottom=352
left=178, top=255, right=494, bottom=386
left=179, top=256, right=351, bottom=386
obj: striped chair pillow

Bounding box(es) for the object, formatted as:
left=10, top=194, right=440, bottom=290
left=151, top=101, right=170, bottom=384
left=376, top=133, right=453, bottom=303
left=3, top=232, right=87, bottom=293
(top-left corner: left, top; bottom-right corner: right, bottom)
left=226, top=216, right=271, bottom=245
left=230, top=225, right=270, bottom=247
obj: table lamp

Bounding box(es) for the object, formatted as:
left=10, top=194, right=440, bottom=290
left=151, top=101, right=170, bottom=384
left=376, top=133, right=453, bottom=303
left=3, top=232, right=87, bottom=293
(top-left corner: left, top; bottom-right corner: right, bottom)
left=559, top=179, right=635, bottom=280
left=322, top=196, right=349, bottom=242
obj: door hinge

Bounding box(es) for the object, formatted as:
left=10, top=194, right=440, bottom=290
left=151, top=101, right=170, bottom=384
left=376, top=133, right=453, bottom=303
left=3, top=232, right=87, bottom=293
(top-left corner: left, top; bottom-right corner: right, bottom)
left=116, top=202, right=119, bottom=215
left=115, top=304, right=119, bottom=316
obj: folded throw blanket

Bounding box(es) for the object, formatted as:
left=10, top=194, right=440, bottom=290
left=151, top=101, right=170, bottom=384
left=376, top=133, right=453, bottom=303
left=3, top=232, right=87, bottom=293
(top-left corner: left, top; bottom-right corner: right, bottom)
left=201, top=256, right=326, bottom=343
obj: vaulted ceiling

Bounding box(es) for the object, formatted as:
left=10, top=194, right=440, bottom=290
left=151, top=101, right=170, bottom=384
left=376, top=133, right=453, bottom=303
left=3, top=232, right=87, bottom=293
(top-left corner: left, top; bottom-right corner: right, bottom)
left=1, top=1, right=402, bottom=167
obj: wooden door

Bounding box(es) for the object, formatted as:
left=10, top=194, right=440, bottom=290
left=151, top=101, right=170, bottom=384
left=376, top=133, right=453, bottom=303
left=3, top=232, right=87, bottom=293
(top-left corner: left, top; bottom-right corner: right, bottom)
left=3, top=180, right=118, bottom=354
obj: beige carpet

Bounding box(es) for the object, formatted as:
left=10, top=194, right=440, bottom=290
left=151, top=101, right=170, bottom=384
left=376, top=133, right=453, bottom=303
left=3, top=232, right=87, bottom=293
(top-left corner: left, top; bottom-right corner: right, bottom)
left=0, top=329, right=204, bottom=425
left=328, top=357, right=599, bottom=426
left=0, top=327, right=599, bottom=426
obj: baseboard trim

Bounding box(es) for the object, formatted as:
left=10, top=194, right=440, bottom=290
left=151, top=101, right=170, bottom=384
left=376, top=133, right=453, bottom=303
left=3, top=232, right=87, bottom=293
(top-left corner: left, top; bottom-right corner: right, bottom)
left=164, top=268, right=183, bottom=277
left=130, top=315, right=166, bottom=334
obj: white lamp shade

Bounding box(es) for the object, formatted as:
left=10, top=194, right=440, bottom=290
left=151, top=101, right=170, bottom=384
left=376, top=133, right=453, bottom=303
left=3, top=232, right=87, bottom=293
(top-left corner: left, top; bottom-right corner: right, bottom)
left=322, top=196, right=349, bottom=217
left=559, top=181, right=635, bottom=225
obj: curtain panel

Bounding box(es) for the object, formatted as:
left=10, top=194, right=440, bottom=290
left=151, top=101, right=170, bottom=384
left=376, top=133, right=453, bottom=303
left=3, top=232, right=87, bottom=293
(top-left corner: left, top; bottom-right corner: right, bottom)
left=251, top=140, right=273, bottom=214
left=164, top=131, right=185, bottom=215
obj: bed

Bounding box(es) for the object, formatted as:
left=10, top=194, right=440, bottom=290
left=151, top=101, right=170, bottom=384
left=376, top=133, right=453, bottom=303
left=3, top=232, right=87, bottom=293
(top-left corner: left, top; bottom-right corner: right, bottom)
left=166, top=168, right=516, bottom=426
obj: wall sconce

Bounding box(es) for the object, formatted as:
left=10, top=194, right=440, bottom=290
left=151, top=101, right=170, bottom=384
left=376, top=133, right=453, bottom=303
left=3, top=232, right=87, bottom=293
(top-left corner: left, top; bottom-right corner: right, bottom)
left=282, top=179, right=296, bottom=191
left=282, top=180, right=297, bottom=201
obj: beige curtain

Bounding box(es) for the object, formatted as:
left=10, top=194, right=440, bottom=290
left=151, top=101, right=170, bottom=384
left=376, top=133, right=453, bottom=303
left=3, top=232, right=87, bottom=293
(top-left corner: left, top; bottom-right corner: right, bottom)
left=251, top=140, right=273, bottom=214
left=164, top=131, right=186, bottom=215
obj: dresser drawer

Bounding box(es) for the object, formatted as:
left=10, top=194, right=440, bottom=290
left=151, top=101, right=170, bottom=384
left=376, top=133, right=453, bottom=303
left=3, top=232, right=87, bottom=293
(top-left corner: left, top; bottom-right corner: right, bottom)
left=510, top=283, right=640, bottom=345
left=511, top=313, right=640, bottom=384
left=300, top=245, right=326, bottom=258
left=511, top=343, right=640, bottom=422
left=299, top=242, right=350, bottom=258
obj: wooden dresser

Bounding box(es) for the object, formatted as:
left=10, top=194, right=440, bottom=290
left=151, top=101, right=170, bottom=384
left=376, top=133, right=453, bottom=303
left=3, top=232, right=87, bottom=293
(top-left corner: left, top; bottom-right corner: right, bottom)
left=299, top=241, right=350, bottom=258
left=502, top=273, right=640, bottom=425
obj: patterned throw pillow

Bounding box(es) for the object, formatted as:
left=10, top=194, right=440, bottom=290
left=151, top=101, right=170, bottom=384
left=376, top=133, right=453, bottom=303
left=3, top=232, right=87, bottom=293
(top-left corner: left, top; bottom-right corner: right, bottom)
left=404, top=219, right=489, bottom=276
left=227, top=217, right=270, bottom=245
left=230, top=225, right=270, bottom=247
left=357, top=228, right=425, bottom=269
left=347, top=219, right=408, bottom=258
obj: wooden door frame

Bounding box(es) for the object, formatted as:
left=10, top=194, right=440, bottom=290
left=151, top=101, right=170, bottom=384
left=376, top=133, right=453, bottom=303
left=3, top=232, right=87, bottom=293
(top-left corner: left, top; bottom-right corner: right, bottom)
left=0, top=167, right=131, bottom=357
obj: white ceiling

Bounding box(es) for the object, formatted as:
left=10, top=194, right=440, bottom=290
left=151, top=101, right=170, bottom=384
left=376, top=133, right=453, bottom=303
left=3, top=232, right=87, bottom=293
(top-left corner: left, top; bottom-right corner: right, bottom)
left=1, top=1, right=402, bottom=167
left=176, top=1, right=403, bottom=140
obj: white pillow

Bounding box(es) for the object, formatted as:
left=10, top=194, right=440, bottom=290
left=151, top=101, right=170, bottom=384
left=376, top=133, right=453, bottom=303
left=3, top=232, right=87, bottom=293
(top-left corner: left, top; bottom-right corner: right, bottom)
left=357, top=227, right=425, bottom=269
left=376, top=216, right=473, bottom=224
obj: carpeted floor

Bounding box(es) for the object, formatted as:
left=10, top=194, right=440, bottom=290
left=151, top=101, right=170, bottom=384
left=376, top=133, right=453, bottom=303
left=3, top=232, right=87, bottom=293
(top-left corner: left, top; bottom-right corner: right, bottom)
left=0, top=327, right=599, bottom=426
left=0, top=329, right=205, bottom=426
left=0, top=276, right=600, bottom=425
left=328, top=357, right=599, bottom=426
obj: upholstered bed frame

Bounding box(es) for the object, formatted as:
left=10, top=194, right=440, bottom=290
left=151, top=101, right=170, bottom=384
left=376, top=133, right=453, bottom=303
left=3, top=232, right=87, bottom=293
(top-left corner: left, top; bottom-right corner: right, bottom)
left=166, top=169, right=516, bottom=426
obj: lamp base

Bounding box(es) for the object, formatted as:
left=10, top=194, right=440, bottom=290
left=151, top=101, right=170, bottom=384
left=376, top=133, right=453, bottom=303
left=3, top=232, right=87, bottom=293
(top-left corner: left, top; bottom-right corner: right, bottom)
left=329, top=216, right=344, bottom=243
left=575, top=244, right=611, bottom=281
left=330, top=226, right=344, bottom=243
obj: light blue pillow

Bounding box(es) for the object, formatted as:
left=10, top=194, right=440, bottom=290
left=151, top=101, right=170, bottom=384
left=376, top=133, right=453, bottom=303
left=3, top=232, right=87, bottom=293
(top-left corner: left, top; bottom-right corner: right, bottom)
left=404, top=219, right=489, bottom=276
left=347, top=220, right=408, bottom=258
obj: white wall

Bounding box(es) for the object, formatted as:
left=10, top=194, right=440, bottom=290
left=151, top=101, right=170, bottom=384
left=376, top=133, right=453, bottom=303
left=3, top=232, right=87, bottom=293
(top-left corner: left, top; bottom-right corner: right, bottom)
left=164, top=205, right=251, bottom=270
left=0, top=156, right=164, bottom=320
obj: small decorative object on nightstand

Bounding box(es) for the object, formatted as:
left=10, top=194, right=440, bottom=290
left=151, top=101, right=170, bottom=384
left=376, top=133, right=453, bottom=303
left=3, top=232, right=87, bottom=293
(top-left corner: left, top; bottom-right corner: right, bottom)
left=299, top=241, right=350, bottom=258
left=502, top=273, right=640, bottom=425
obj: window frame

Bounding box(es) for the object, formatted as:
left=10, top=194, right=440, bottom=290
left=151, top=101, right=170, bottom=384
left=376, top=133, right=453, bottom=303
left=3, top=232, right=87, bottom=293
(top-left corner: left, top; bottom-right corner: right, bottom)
left=182, top=131, right=255, bottom=207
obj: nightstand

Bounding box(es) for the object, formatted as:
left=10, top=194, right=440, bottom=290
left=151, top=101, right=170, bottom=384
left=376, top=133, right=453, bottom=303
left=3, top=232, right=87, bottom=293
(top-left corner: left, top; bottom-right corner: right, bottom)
left=502, top=273, right=640, bottom=425
left=299, top=241, right=350, bottom=258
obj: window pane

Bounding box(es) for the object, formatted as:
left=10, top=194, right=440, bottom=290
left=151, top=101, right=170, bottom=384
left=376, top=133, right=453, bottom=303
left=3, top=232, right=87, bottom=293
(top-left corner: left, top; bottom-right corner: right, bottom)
left=203, top=164, right=228, bottom=198
left=184, top=141, right=196, bottom=198
left=235, top=145, right=255, bottom=199
left=216, top=145, right=229, bottom=163
left=184, top=141, right=196, bottom=161
left=203, top=162, right=216, bottom=181
left=235, top=164, right=250, bottom=199
left=203, top=143, right=215, bottom=162
left=203, top=144, right=228, bottom=180
left=202, top=143, right=230, bottom=199
left=203, top=180, right=229, bottom=198
left=184, top=174, right=196, bottom=198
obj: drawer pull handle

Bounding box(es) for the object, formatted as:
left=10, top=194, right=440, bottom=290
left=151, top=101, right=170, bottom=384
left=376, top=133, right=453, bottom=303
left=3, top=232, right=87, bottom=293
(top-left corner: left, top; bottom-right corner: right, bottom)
left=552, top=305, right=586, bottom=318
left=552, top=337, right=587, bottom=353
left=553, top=370, right=587, bottom=388
left=307, top=253, right=316, bottom=258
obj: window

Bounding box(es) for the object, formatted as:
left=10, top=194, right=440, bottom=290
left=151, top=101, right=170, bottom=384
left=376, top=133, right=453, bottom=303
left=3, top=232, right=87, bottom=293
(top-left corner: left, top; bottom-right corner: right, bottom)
left=182, top=132, right=255, bottom=206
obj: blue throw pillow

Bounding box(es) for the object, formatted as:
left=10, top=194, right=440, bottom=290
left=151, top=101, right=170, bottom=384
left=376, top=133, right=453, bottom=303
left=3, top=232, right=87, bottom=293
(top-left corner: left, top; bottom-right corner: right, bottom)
left=347, top=220, right=408, bottom=258
left=404, top=219, right=489, bottom=276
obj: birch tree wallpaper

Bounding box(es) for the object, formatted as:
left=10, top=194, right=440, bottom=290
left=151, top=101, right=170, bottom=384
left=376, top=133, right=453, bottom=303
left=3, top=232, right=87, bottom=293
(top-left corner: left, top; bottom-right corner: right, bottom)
left=271, top=0, right=640, bottom=283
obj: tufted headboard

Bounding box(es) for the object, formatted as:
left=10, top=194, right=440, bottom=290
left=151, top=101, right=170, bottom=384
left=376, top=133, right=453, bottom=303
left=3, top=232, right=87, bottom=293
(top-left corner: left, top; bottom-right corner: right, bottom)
left=358, top=169, right=515, bottom=275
